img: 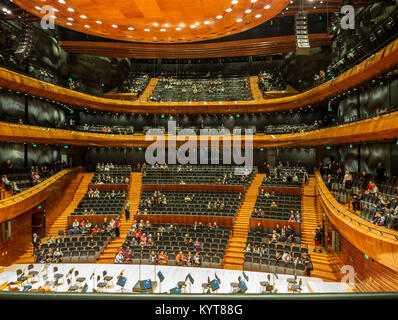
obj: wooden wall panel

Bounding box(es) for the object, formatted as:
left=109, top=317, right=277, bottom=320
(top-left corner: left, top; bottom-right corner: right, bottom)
left=0, top=37, right=398, bottom=114
left=338, top=234, right=398, bottom=292
left=142, top=184, right=245, bottom=193
left=0, top=210, right=32, bottom=266
left=315, top=172, right=398, bottom=273
left=250, top=218, right=301, bottom=231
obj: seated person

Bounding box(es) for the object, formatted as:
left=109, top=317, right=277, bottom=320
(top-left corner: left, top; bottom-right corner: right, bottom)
left=270, top=230, right=279, bottom=244
left=148, top=251, right=157, bottom=264
left=288, top=214, right=296, bottom=223
left=114, top=250, right=124, bottom=264
left=123, top=249, right=133, bottom=264
left=282, top=251, right=292, bottom=263
left=175, top=251, right=186, bottom=266
left=53, top=248, right=63, bottom=263
left=45, top=248, right=54, bottom=263
left=46, top=236, right=55, bottom=245
left=157, top=251, right=168, bottom=265
left=244, top=243, right=251, bottom=253
left=186, top=251, right=193, bottom=267
left=193, top=252, right=201, bottom=267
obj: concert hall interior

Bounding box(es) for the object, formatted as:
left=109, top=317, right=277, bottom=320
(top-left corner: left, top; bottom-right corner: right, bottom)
left=0, top=0, right=398, bottom=299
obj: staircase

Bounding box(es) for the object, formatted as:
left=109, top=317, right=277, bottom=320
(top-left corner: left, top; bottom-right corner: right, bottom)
left=138, top=78, right=159, bottom=101
left=97, top=172, right=143, bottom=263
left=223, top=174, right=265, bottom=270
left=249, top=76, right=264, bottom=101
left=301, top=176, right=340, bottom=282
left=46, top=173, right=94, bottom=237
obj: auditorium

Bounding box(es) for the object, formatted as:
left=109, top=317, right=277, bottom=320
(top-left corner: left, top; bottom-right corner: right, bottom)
left=0, top=0, right=397, bottom=301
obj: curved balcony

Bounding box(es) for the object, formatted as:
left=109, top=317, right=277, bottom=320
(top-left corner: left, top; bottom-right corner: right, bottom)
left=0, top=110, right=397, bottom=148
left=315, top=172, right=398, bottom=273
left=0, top=168, right=81, bottom=224
left=0, top=38, right=397, bottom=114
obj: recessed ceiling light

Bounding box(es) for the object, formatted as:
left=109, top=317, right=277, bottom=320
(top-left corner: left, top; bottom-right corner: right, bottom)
left=226, top=8, right=232, bottom=12
left=128, top=27, right=134, bottom=30
left=144, top=28, right=150, bottom=32
left=50, top=15, right=56, bottom=19
left=153, top=22, right=159, bottom=27
left=264, top=5, right=271, bottom=9
left=231, top=0, right=238, bottom=4
left=34, top=6, right=41, bottom=10
left=245, top=9, right=252, bottom=14
left=204, top=20, right=210, bottom=25
left=67, top=17, right=73, bottom=21
left=52, top=8, right=59, bottom=12
left=67, top=8, right=74, bottom=12
left=176, top=27, right=181, bottom=31
left=112, top=24, right=118, bottom=28
left=84, top=25, right=90, bottom=28
left=251, top=0, right=257, bottom=2
left=160, top=28, right=166, bottom=32
left=195, top=22, right=200, bottom=25
left=66, top=22, right=72, bottom=26
left=96, top=20, right=102, bottom=24
left=164, top=23, right=169, bottom=27
left=58, top=0, right=66, bottom=4
left=255, top=14, right=261, bottom=18
left=80, top=15, right=87, bottom=19
left=216, top=15, right=222, bottom=19
left=236, top=18, right=242, bottom=22
left=190, top=24, right=196, bottom=28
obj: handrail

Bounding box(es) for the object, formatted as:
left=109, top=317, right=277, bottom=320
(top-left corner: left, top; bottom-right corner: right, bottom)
left=0, top=169, right=71, bottom=207
left=315, top=172, right=398, bottom=241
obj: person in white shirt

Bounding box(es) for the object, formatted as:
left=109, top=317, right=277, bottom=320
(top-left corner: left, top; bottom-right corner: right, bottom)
left=282, top=252, right=292, bottom=263
left=114, top=251, right=124, bottom=264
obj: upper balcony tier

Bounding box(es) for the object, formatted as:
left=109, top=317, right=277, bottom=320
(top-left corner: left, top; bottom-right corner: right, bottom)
left=0, top=38, right=398, bottom=114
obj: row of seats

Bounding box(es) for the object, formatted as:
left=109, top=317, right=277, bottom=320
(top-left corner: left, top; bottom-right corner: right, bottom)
left=253, top=193, right=301, bottom=221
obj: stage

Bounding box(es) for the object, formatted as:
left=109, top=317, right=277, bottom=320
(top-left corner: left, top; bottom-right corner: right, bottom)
left=0, top=264, right=351, bottom=294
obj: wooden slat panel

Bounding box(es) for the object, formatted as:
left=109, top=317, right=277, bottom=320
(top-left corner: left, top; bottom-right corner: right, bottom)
left=134, top=213, right=233, bottom=226
left=315, top=172, right=398, bottom=273
left=58, top=34, right=332, bottom=58
left=141, top=184, right=245, bottom=193
left=0, top=168, right=81, bottom=224
left=1, top=37, right=398, bottom=114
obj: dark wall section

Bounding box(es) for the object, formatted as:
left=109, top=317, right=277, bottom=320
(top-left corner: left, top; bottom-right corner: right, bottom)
left=27, top=144, right=61, bottom=167
left=28, top=98, right=66, bottom=127
left=0, top=142, right=25, bottom=170
left=0, top=91, right=25, bottom=121
left=277, top=148, right=316, bottom=172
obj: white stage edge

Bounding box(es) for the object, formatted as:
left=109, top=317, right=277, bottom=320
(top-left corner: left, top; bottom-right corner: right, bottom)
left=0, top=264, right=350, bottom=294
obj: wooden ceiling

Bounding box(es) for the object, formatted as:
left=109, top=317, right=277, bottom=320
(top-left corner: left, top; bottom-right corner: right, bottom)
left=59, top=34, right=333, bottom=59
left=13, top=0, right=290, bottom=43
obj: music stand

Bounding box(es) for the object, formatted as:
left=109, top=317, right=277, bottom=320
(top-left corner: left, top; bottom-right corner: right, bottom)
left=117, top=275, right=128, bottom=293
left=157, top=271, right=165, bottom=293
left=169, top=286, right=181, bottom=294
left=209, top=279, right=220, bottom=294
left=238, top=280, right=248, bottom=293
left=186, top=273, right=194, bottom=294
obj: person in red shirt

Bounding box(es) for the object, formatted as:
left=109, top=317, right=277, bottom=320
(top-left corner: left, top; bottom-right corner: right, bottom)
left=92, top=224, right=100, bottom=234
left=175, top=251, right=186, bottom=266
left=115, top=218, right=120, bottom=237
left=133, top=229, right=141, bottom=241
left=157, top=251, right=168, bottom=265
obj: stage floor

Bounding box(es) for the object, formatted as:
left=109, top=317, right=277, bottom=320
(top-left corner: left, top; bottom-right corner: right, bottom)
left=0, top=264, right=351, bottom=294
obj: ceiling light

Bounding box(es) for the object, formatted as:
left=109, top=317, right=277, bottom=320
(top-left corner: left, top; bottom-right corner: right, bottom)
left=226, top=8, right=232, bottom=12
left=204, top=20, right=210, bottom=25
left=164, top=23, right=169, bottom=27
left=50, top=15, right=56, bottom=19
left=195, top=22, right=200, bottom=25
left=112, top=24, right=118, bottom=28
left=236, top=18, right=242, bottom=22
left=179, top=23, right=185, bottom=27
left=245, top=9, right=252, bottom=13
left=84, top=25, right=90, bottom=28
left=34, top=6, right=41, bottom=10
left=96, top=20, right=102, bottom=24
left=251, top=0, right=258, bottom=2
left=80, top=15, right=87, bottom=19
left=58, top=0, right=66, bottom=4
left=255, top=14, right=261, bottom=18
left=153, top=22, right=159, bottom=27
left=160, top=28, right=166, bottom=32
left=128, top=27, right=134, bottom=30
left=190, top=24, right=196, bottom=28
left=67, top=7, right=74, bottom=12
left=176, top=27, right=181, bottom=31
left=216, top=15, right=222, bottom=19
left=66, top=22, right=72, bottom=26
left=144, top=28, right=150, bottom=32
left=67, top=17, right=73, bottom=21
left=264, top=5, right=270, bottom=9
left=231, top=0, right=238, bottom=4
